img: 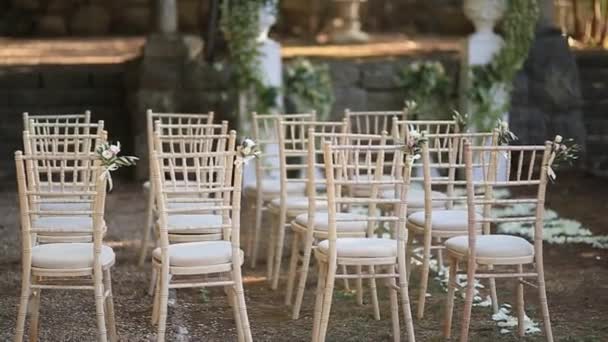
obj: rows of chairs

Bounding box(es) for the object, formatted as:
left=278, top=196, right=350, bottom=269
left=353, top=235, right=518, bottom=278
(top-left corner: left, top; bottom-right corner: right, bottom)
left=12, top=108, right=558, bottom=342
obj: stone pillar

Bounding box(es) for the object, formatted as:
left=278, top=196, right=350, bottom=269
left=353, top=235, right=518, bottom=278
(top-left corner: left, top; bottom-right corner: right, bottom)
left=329, top=0, right=369, bottom=43
left=460, top=0, right=508, bottom=180
left=158, top=0, right=178, bottom=34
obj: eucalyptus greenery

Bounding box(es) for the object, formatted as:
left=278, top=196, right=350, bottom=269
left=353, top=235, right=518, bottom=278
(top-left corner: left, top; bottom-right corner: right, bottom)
left=284, top=58, right=334, bottom=119
left=468, top=0, right=540, bottom=130
left=397, top=61, right=452, bottom=119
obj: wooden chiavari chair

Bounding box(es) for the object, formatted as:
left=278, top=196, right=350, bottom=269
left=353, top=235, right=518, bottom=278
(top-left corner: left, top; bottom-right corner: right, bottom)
left=23, top=111, right=91, bottom=133
left=150, top=129, right=252, bottom=342
left=285, top=130, right=386, bottom=320
left=267, top=119, right=347, bottom=290
left=14, top=151, right=116, bottom=342
left=312, top=138, right=416, bottom=342
left=244, top=112, right=314, bottom=268
left=405, top=131, right=499, bottom=319
left=138, top=110, right=215, bottom=266
left=344, top=109, right=407, bottom=135
left=443, top=139, right=557, bottom=342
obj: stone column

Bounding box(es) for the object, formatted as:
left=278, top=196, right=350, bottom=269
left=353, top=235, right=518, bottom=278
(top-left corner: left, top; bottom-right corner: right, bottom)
left=158, top=0, right=178, bottom=34
left=329, top=0, right=369, bottom=43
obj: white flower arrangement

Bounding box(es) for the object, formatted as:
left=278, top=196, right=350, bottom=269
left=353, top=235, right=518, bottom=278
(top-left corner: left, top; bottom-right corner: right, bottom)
left=496, top=119, right=518, bottom=145
left=96, top=141, right=138, bottom=191
left=238, top=137, right=261, bottom=165
left=404, top=126, right=427, bottom=160
left=452, top=110, right=469, bottom=133
left=546, top=135, right=579, bottom=182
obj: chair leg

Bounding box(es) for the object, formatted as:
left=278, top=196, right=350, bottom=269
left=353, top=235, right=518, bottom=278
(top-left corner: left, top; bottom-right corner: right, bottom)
left=271, top=209, right=288, bottom=290
left=28, top=288, right=41, bottom=342
left=355, top=265, right=363, bottom=306
left=398, top=263, right=415, bottom=342
left=443, top=257, right=458, bottom=338
left=266, top=212, right=276, bottom=282
left=458, top=261, right=477, bottom=342
left=386, top=270, right=400, bottom=342
left=151, top=267, right=161, bottom=325
left=285, top=231, right=301, bottom=306
left=250, top=195, right=264, bottom=268
left=232, top=269, right=253, bottom=342
left=312, top=261, right=327, bottom=342
left=405, top=232, right=415, bottom=282
left=341, top=265, right=350, bottom=291
left=488, top=264, right=499, bottom=314
left=368, top=265, right=380, bottom=320
left=94, top=272, right=108, bottom=342
left=15, top=273, right=31, bottom=342
left=147, top=267, right=158, bottom=296
left=516, top=264, right=525, bottom=337
left=537, top=268, right=554, bottom=342
left=417, top=231, right=432, bottom=319
left=138, top=189, right=155, bottom=267
left=227, top=286, right=245, bottom=342
left=156, top=269, right=170, bottom=342
left=291, top=235, right=314, bottom=319
left=104, top=269, right=118, bottom=342
left=436, top=238, right=444, bottom=269
left=318, top=260, right=337, bottom=342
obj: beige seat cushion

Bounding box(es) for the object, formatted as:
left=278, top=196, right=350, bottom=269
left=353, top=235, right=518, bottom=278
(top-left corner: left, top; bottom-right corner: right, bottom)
left=269, top=197, right=328, bottom=216
left=165, top=214, right=227, bottom=234
left=245, top=179, right=306, bottom=200
left=407, top=210, right=483, bottom=233
left=38, top=202, right=91, bottom=212
left=152, top=240, right=242, bottom=267
left=32, top=216, right=93, bottom=232
left=382, top=189, right=447, bottom=210
left=318, top=238, right=397, bottom=258
left=294, top=212, right=368, bottom=232
left=445, top=235, right=534, bottom=265
left=31, top=243, right=115, bottom=269
left=348, top=175, right=396, bottom=197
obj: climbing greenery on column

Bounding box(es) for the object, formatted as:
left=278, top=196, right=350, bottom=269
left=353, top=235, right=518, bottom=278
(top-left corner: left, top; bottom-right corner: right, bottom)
left=220, top=0, right=277, bottom=116
left=468, top=0, right=539, bottom=130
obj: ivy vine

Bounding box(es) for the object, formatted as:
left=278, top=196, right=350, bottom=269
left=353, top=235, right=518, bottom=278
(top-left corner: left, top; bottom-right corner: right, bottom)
left=284, top=58, right=334, bottom=120
left=468, top=0, right=539, bottom=130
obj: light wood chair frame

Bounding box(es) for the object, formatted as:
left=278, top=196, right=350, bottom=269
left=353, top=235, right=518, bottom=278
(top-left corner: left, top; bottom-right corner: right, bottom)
left=285, top=130, right=387, bottom=319
left=443, top=140, right=555, bottom=342
left=312, top=140, right=416, bottom=342
left=244, top=111, right=315, bottom=268
left=150, top=129, right=253, bottom=342
left=344, top=108, right=407, bottom=135
left=14, top=151, right=116, bottom=342
left=405, top=131, right=499, bottom=319
left=267, top=119, right=347, bottom=290
left=138, top=110, right=215, bottom=266
left=23, top=111, right=91, bottom=133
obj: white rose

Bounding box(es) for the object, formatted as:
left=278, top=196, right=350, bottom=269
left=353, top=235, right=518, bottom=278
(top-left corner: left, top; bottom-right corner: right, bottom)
left=109, top=144, right=120, bottom=154
left=555, top=135, right=563, bottom=143
left=102, top=150, right=113, bottom=159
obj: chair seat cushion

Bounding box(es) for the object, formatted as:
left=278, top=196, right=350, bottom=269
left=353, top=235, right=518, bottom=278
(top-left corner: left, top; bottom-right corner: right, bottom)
left=348, top=175, right=396, bottom=197
left=32, top=216, right=93, bottom=232
left=294, top=212, right=368, bottom=232
left=152, top=240, right=242, bottom=267
left=165, top=214, right=227, bottom=234
left=269, top=197, right=328, bottom=215
left=317, top=238, right=397, bottom=258
left=382, top=189, right=447, bottom=209
left=31, top=243, right=115, bottom=269
left=407, top=210, right=483, bottom=232
left=245, top=179, right=306, bottom=194
left=38, top=202, right=91, bottom=212
left=445, top=235, right=534, bottom=264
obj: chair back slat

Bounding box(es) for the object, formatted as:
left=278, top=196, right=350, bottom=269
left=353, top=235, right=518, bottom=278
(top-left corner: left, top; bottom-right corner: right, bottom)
left=23, top=111, right=91, bottom=133
left=345, top=109, right=407, bottom=135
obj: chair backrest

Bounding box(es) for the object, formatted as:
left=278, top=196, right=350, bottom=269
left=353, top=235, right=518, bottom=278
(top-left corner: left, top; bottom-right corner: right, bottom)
left=391, top=118, right=458, bottom=142
left=463, top=139, right=555, bottom=263
left=277, top=119, right=347, bottom=201
left=152, top=130, right=243, bottom=257
left=251, top=112, right=315, bottom=181
left=22, top=121, right=107, bottom=193
left=416, top=131, right=499, bottom=212
left=15, top=151, right=107, bottom=248
left=322, top=140, right=414, bottom=259
left=345, top=109, right=407, bottom=135
left=23, top=111, right=91, bottom=133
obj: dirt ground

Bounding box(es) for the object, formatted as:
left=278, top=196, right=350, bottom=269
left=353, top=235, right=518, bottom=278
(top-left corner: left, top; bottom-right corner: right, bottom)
left=0, top=171, right=607, bottom=341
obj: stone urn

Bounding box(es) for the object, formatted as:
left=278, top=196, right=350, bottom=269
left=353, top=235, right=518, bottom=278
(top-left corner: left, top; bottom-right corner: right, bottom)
left=463, top=0, right=507, bottom=36
left=329, top=0, right=369, bottom=44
